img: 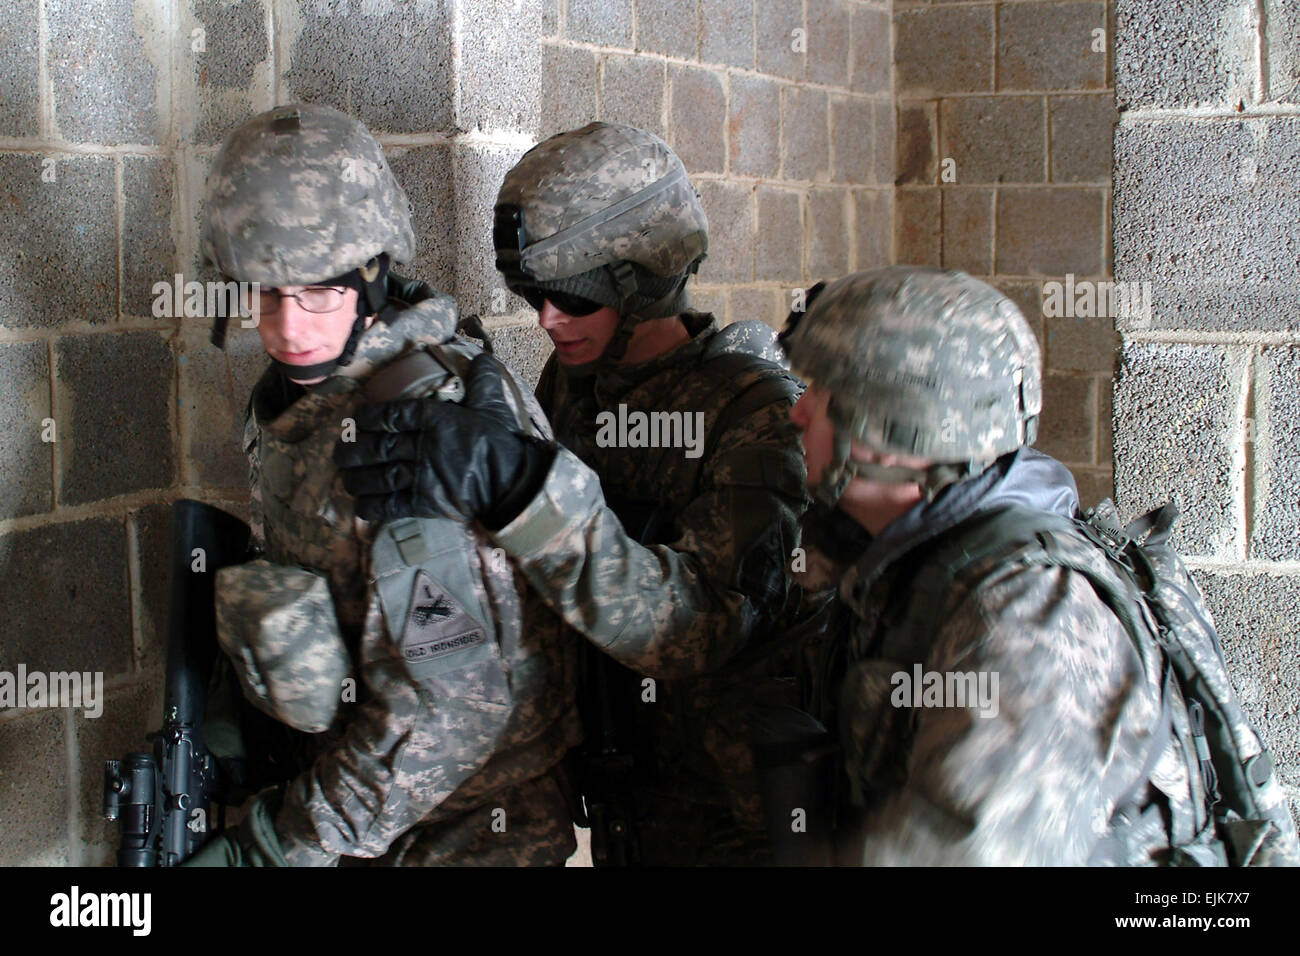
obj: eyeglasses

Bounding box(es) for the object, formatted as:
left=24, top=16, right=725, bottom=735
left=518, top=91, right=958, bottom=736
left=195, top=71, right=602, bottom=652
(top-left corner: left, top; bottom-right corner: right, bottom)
left=241, top=285, right=349, bottom=316
left=520, top=288, right=605, bottom=317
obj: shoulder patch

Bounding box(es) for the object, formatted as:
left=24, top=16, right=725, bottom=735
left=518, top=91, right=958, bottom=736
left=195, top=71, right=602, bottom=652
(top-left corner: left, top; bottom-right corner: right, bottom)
left=399, top=570, right=490, bottom=678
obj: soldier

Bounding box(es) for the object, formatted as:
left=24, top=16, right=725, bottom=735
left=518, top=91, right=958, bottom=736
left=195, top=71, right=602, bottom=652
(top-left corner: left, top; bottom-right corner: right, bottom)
left=782, top=266, right=1299, bottom=866
left=336, top=122, right=813, bottom=864
left=188, top=103, right=580, bottom=866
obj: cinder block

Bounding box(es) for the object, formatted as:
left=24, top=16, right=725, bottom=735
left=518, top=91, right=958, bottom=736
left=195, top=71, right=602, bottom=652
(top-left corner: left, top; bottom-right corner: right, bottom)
left=76, top=677, right=165, bottom=866
left=895, top=6, right=994, bottom=96
left=1196, top=572, right=1300, bottom=774
left=180, top=320, right=266, bottom=491
left=872, top=100, right=894, bottom=187
left=1268, top=0, right=1300, bottom=104
left=1251, top=347, right=1300, bottom=561
left=0, top=517, right=132, bottom=676
left=756, top=0, right=805, bottom=81
left=729, top=74, right=780, bottom=178
left=1071, top=466, right=1115, bottom=507
left=1049, top=94, right=1117, bottom=183
left=184, top=0, right=272, bottom=145
left=806, top=0, right=850, bottom=89
left=897, top=101, right=937, bottom=185
left=541, top=44, right=599, bottom=136
left=894, top=188, right=940, bottom=267
left=782, top=87, right=830, bottom=182
left=56, top=331, right=175, bottom=504
left=568, top=0, right=633, bottom=46
left=47, top=0, right=164, bottom=144
left=991, top=279, right=1046, bottom=348
left=0, top=154, right=116, bottom=329
left=0, top=342, right=52, bottom=520
left=997, top=188, right=1104, bottom=276
left=281, top=0, right=453, bottom=134
left=0, top=0, right=40, bottom=138
left=670, top=66, right=726, bottom=175
left=542, top=0, right=558, bottom=36
left=806, top=188, right=850, bottom=280
left=452, top=143, right=529, bottom=320
left=940, top=96, right=1045, bottom=184
left=601, top=55, right=666, bottom=138
left=123, top=157, right=177, bottom=319
left=1045, top=313, right=1121, bottom=374
left=1113, top=118, right=1300, bottom=332
left=1113, top=343, right=1247, bottom=558
left=941, top=188, right=993, bottom=276
left=850, top=3, right=890, bottom=95
left=831, top=96, right=874, bottom=185
left=131, top=501, right=175, bottom=674
left=1115, top=0, right=1257, bottom=110
left=1035, top=373, right=1096, bottom=464
left=388, top=144, right=456, bottom=294
left=755, top=187, right=803, bottom=284
left=700, top=0, right=754, bottom=68
left=730, top=287, right=784, bottom=330
left=1098, top=378, right=1113, bottom=464
left=0, top=710, right=68, bottom=865
left=490, top=322, right=553, bottom=393
left=689, top=285, right=728, bottom=322
left=637, top=0, right=697, bottom=59
left=459, top=0, right=542, bottom=135
left=998, top=1, right=1107, bottom=92
left=853, top=188, right=891, bottom=270
left=697, top=180, right=753, bottom=284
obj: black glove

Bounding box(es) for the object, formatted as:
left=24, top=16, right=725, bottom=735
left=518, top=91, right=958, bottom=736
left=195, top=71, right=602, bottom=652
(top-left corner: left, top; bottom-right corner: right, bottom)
left=335, top=352, right=555, bottom=530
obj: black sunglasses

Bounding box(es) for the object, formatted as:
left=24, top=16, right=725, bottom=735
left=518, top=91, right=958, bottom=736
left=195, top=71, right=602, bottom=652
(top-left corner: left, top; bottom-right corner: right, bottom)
left=521, top=288, right=605, bottom=317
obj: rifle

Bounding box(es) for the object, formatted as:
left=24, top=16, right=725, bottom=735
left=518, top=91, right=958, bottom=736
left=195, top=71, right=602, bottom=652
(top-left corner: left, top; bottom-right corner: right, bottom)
left=102, top=499, right=251, bottom=866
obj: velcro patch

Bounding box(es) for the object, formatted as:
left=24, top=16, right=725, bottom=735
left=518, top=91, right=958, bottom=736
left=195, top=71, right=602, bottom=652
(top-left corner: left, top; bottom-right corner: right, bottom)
left=399, top=570, right=491, bottom=680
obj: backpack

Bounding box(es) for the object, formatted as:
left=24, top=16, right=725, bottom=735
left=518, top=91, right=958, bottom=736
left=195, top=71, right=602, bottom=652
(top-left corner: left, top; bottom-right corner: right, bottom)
left=896, top=498, right=1300, bottom=867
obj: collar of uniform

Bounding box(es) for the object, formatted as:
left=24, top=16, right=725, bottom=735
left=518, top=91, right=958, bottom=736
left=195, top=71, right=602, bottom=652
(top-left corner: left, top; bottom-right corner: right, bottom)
left=592, top=310, right=715, bottom=397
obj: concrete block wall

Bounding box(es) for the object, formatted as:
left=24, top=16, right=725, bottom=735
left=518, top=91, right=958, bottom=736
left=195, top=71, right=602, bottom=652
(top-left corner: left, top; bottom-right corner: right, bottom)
left=0, top=0, right=893, bottom=865
left=893, top=0, right=1118, bottom=507
left=1112, top=0, right=1300, bottom=821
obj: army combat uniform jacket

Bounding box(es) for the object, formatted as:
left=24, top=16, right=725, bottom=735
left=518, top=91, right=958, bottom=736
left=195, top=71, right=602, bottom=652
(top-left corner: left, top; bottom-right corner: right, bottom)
left=227, top=281, right=580, bottom=866
left=801, top=447, right=1201, bottom=865
left=492, top=312, right=811, bottom=864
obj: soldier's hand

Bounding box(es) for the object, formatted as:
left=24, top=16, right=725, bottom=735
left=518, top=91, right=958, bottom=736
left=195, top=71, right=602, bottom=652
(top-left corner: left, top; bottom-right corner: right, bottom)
left=183, top=788, right=288, bottom=867
left=335, top=352, right=554, bottom=529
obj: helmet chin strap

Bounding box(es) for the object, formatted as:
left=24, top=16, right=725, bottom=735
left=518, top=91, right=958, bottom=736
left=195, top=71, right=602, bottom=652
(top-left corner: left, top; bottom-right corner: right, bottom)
left=271, top=256, right=390, bottom=383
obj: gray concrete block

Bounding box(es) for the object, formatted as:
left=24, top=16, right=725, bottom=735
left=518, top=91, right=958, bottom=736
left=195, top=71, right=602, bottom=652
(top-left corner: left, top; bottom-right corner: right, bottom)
left=729, top=74, right=780, bottom=178
left=180, top=320, right=266, bottom=491
left=853, top=188, right=891, bottom=270
left=459, top=0, right=542, bottom=135
left=541, top=43, right=599, bottom=136
left=1071, top=466, right=1115, bottom=507
left=872, top=100, right=894, bottom=187
left=895, top=6, right=994, bottom=96
left=281, top=0, right=453, bottom=134
left=123, top=157, right=177, bottom=319
left=568, top=0, right=633, bottom=46
left=700, top=0, right=754, bottom=68
left=1113, top=343, right=1246, bottom=558
left=1035, top=373, right=1096, bottom=464
left=489, top=322, right=552, bottom=393
left=0, top=154, right=116, bottom=329
left=542, top=0, right=558, bottom=36
left=452, top=143, right=529, bottom=319
left=131, top=502, right=174, bottom=674
left=850, top=3, right=890, bottom=95
left=807, top=188, right=849, bottom=280
left=894, top=188, right=940, bottom=267
left=697, top=180, right=753, bottom=284
left=806, top=0, right=850, bottom=89
left=998, top=1, right=1107, bottom=92
left=47, top=0, right=164, bottom=144
left=0, top=517, right=132, bottom=676
left=730, top=286, right=784, bottom=330
left=388, top=144, right=456, bottom=294
left=755, top=187, right=803, bottom=284
left=1113, top=119, right=1300, bottom=332
left=56, top=331, right=175, bottom=504
left=185, top=0, right=272, bottom=145
left=941, top=187, right=993, bottom=275
left=756, top=0, right=805, bottom=81
left=1197, top=572, right=1300, bottom=775
left=669, top=66, right=726, bottom=175
left=940, top=96, right=1045, bottom=184
left=0, top=0, right=40, bottom=138
left=1045, top=313, right=1121, bottom=374
left=1049, top=94, right=1117, bottom=183
left=1251, top=347, right=1300, bottom=561
left=601, top=55, right=666, bottom=138
left=1268, top=0, right=1300, bottom=104
left=831, top=96, right=874, bottom=185
left=897, top=100, right=937, bottom=185
left=782, top=87, right=830, bottom=182
left=0, top=710, right=68, bottom=865
left=77, top=677, right=165, bottom=866
left=637, top=0, right=698, bottom=59
left=997, top=187, right=1104, bottom=276
left=0, top=342, right=52, bottom=521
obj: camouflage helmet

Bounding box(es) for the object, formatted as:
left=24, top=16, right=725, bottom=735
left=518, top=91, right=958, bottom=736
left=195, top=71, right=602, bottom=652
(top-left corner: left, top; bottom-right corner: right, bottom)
left=201, top=103, right=415, bottom=289
left=494, top=123, right=708, bottom=365
left=782, top=266, right=1042, bottom=504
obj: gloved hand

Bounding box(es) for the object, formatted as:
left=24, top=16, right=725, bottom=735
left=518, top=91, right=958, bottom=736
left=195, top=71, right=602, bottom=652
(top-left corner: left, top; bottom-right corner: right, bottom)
left=335, top=353, right=555, bottom=530
left=183, top=788, right=289, bottom=867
